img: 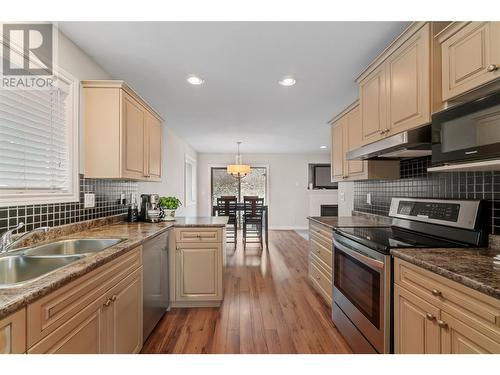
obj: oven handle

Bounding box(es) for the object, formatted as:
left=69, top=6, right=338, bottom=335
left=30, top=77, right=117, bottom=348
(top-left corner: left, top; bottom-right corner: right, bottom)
left=333, top=239, right=385, bottom=271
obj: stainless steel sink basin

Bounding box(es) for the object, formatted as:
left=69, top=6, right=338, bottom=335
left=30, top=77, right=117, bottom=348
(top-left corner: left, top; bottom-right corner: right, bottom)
left=0, top=255, right=83, bottom=287
left=23, top=238, right=123, bottom=257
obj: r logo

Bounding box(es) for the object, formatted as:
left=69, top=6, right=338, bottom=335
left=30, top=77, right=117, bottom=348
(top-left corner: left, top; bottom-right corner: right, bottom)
left=2, top=23, right=53, bottom=76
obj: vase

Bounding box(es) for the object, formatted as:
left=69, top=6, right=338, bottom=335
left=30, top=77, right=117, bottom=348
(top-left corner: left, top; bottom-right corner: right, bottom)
left=162, top=208, right=176, bottom=221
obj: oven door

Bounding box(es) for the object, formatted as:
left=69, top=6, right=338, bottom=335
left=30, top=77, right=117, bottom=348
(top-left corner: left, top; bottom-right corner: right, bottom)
left=333, top=234, right=390, bottom=353
left=432, top=89, right=500, bottom=166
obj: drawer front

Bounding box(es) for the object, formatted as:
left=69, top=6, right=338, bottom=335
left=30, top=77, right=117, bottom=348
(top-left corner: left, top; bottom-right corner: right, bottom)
left=0, top=308, right=26, bottom=354
left=310, top=237, right=332, bottom=269
left=176, top=228, right=221, bottom=243
left=309, top=221, right=332, bottom=244
left=309, top=259, right=332, bottom=305
left=27, top=246, right=142, bottom=347
left=395, top=258, right=500, bottom=342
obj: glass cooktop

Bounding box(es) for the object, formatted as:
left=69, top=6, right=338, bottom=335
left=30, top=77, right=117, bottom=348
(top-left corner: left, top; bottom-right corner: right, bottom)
left=334, top=226, right=467, bottom=254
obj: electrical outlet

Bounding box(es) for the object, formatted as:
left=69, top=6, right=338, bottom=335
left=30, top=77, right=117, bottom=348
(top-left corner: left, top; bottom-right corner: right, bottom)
left=84, top=193, right=95, bottom=208
left=366, top=193, right=372, bottom=205
left=340, top=191, right=345, bottom=202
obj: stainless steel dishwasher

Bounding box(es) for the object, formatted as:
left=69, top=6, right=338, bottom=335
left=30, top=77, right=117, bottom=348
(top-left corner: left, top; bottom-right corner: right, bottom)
left=142, top=230, right=169, bottom=341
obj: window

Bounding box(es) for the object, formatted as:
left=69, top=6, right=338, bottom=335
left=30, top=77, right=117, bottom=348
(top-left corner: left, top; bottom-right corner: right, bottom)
left=0, top=69, right=79, bottom=206
left=184, top=154, right=197, bottom=207
left=211, top=166, right=267, bottom=206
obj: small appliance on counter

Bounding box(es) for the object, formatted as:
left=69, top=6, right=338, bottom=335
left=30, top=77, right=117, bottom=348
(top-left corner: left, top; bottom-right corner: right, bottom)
left=332, top=197, right=487, bottom=354
left=140, top=194, right=161, bottom=223
left=127, top=193, right=139, bottom=222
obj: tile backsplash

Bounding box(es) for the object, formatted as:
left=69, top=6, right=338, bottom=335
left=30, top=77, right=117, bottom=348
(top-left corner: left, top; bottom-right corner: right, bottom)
left=0, top=175, right=138, bottom=234
left=354, top=157, right=500, bottom=234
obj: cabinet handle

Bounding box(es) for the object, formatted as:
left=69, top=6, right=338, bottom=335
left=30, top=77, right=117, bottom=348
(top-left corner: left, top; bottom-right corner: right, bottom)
left=316, top=249, right=321, bottom=254
left=487, top=64, right=499, bottom=72
left=437, top=320, right=448, bottom=329
left=103, top=299, right=112, bottom=307
left=315, top=276, right=321, bottom=280
left=111, top=295, right=117, bottom=302
left=426, top=313, right=435, bottom=320
left=431, top=288, right=442, bottom=297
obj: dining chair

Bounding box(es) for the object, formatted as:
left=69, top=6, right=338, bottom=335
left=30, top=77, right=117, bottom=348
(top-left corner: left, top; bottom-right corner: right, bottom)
left=242, top=197, right=264, bottom=249
left=216, top=197, right=238, bottom=244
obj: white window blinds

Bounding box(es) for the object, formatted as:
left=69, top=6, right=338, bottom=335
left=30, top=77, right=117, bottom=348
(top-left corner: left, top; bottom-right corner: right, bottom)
left=0, top=71, right=78, bottom=205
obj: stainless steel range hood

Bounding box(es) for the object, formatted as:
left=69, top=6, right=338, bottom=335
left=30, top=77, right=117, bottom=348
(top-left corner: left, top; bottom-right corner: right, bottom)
left=346, top=125, right=432, bottom=160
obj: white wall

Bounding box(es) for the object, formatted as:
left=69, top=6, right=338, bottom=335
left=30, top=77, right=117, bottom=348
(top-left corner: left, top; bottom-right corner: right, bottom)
left=197, top=153, right=330, bottom=229
left=308, top=190, right=338, bottom=217
left=138, top=127, right=198, bottom=217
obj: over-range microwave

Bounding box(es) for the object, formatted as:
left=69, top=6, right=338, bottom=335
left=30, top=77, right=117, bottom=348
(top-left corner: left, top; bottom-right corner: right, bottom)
left=431, top=89, right=500, bottom=170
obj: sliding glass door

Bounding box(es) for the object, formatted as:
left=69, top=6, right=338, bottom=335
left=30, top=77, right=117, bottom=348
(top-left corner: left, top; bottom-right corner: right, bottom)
left=211, top=167, right=267, bottom=205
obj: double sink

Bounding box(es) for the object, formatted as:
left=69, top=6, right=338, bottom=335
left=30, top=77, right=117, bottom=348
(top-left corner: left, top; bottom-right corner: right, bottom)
left=0, top=238, right=124, bottom=288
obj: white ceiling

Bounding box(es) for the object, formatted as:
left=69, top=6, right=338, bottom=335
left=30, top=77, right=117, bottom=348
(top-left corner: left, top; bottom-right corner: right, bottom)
left=59, top=22, right=409, bottom=154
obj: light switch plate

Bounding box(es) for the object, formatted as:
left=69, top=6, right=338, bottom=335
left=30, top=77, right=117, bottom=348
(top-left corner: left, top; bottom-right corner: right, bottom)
left=84, top=193, right=95, bottom=208
left=366, top=193, right=372, bottom=205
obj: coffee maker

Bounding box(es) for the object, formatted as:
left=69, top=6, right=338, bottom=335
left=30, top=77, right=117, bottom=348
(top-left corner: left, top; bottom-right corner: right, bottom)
left=140, top=194, right=161, bottom=222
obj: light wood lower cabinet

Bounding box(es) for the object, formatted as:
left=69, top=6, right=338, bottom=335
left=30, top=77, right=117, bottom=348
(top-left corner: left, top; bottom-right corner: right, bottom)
left=394, top=258, right=500, bottom=354
left=0, top=309, right=26, bottom=354
left=308, top=220, right=332, bottom=306
left=27, top=247, right=143, bottom=354
left=170, top=227, right=225, bottom=307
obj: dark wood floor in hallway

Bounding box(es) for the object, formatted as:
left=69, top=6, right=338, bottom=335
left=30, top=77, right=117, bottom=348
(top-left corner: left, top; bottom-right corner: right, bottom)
left=141, top=230, right=352, bottom=354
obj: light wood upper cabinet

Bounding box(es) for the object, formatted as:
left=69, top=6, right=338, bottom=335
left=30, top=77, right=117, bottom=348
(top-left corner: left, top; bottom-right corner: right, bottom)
left=394, top=258, right=500, bottom=354
left=0, top=309, right=26, bottom=354
left=146, top=112, right=162, bottom=180
left=386, top=23, right=431, bottom=134
left=122, top=92, right=146, bottom=179
left=345, top=105, right=365, bottom=176
left=329, top=102, right=399, bottom=183
left=440, top=22, right=500, bottom=101
left=360, top=66, right=387, bottom=144
left=83, top=80, right=163, bottom=181
left=357, top=23, right=432, bottom=146
left=330, top=119, right=345, bottom=181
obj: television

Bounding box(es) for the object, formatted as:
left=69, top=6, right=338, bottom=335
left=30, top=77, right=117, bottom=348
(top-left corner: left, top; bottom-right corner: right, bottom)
left=310, top=164, right=338, bottom=189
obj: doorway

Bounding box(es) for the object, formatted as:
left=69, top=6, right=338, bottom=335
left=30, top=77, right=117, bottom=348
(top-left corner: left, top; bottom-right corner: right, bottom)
left=210, top=167, right=267, bottom=205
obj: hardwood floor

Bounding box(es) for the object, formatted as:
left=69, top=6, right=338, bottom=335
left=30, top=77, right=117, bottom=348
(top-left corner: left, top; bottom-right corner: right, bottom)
left=141, top=230, right=352, bottom=354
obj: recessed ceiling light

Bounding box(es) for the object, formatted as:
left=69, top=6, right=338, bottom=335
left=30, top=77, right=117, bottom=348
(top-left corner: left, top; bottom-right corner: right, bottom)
left=278, top=76, right=296, bottom=87
left=187, top=75, right=205, bottom=85
left=320, top=145, right=327, bottom=149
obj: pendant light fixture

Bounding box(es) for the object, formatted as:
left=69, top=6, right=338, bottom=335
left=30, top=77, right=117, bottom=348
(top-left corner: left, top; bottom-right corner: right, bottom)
left=227, top=141, right=251, bottom=179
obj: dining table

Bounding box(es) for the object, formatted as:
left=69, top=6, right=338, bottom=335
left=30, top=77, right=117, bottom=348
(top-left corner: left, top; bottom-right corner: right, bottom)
left=212, top=203, right=269, bottom=249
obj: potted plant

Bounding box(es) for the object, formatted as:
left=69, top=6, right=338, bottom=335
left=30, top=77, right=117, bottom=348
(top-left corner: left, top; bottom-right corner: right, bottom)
left=159, top=196, right=182, bottom=221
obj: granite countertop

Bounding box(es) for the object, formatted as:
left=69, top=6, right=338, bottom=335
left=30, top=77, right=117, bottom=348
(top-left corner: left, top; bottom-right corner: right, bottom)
left=308, top=214, right=392, bottom=229
left=0, top=216, right=229, bottom=319
left=392, top=242, right=500, bottom=300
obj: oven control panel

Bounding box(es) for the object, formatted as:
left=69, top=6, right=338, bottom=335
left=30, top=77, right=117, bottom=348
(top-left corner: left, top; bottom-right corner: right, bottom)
left=397, top=201, right=460, bottom=222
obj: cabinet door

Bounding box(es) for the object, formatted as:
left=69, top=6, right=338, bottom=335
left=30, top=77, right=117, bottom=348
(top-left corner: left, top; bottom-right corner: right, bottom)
left=360, top=65, right=387, bottom=145
left=0, top=309, right=26, bottom=354
left=345, top=105, right=365, bottom=176
left=330, top=120, right=345, bottom=181
left=441, top=311, right=500, bottom=354
left=122, top=92, right=146, bottom=179
left=107, top=267, right=143, bottom=354
left=442, top=22, right=500, bottom=101
left=146, top=112, right=162, bottom=180
left=176, top=242, right=223, bottom=302
left=28, top=303, right=106, bottom=354
left=394, top=285, right=441, bottom=354
left=386, top=24, right=430, bottom=134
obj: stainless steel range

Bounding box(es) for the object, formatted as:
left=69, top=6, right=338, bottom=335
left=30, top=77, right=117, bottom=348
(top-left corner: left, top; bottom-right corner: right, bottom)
left=332, top=198, right=487, bottom=354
